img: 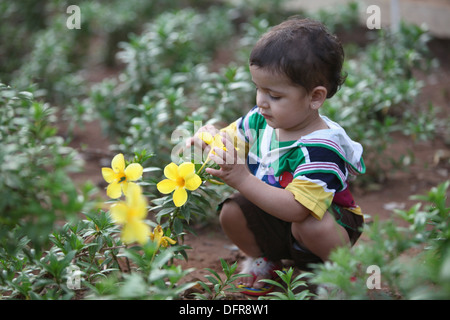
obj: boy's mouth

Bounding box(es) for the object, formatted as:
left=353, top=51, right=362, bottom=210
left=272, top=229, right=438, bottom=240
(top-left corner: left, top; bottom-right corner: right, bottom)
left=261, top=113, right=272, bottom=119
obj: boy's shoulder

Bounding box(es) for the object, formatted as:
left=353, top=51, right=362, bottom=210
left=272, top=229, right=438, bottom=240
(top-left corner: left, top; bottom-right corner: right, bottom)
left=300, top=116, right=358, bottom=147
left=297, top=116, right=365, bottom=175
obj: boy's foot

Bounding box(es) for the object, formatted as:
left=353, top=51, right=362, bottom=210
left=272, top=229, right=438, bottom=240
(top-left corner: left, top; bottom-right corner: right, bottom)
left=238, top=257, right=282, bottom=296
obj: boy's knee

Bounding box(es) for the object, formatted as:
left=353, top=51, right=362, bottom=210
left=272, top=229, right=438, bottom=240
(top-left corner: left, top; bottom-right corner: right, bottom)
left=291, top=213, right=331, bottom=241
left=291, top=212, right=350, bottom=248
left=291, top=217, right=312, bottom=240
left=219, top=200, right=242, bottom=227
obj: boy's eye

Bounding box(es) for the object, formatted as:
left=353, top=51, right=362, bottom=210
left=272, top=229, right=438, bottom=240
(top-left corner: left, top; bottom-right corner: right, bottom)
left=255, top=87, right=281, bottom=100
left=269, top=94, right=281, bottom=100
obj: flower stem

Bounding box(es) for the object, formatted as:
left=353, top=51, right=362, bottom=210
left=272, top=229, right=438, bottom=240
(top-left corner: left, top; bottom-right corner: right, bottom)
left=197, top=156, right=211, bottom=175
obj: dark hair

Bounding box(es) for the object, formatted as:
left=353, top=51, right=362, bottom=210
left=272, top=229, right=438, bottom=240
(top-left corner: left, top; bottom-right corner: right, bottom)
left=249, top=18, right=346, bottom=98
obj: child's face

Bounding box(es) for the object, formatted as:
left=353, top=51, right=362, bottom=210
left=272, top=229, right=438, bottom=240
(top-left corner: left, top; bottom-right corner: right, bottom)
left=250, top=65, right=318, bottom=138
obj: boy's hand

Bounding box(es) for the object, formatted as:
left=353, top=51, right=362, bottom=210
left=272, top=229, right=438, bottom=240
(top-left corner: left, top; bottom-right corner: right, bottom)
left=185, top=124, right=219, bottom=154
left=206, top=132, right=250, bottom=190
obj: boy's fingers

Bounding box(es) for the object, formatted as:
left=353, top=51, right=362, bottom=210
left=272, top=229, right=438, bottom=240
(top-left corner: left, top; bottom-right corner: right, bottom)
left=210, top=148, right=225, bottom=164
left=220, top=132, right=233, bottom=146
left=213, top=146, right=238, bottom=166
left=205, top=167, right=222, bottom=178
left=196, top=126, right=219, bottom=146
left=185, top=137, right=194, bottom=147
left=189, top=134, right=208, bottom=151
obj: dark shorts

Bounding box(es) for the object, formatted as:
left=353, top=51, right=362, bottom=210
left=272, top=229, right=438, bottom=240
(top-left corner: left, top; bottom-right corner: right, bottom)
left=219, top=193, right=364, bottom=271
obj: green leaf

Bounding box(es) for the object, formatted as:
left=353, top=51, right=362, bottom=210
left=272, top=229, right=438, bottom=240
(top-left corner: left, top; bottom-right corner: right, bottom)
left=259, top=278, right=285, bottom=290
left=197, top=281, right=213, bottom=295
left=205, top=274, right=220, bottom=285
left=205, top=267, right=221, bottom=281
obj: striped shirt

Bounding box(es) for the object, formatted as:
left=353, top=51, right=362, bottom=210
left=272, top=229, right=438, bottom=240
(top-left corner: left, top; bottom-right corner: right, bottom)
left=222, top=105, right=365, bottom=220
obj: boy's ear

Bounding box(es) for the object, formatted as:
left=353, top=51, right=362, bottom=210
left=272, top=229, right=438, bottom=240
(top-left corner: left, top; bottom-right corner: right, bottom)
left=310, top=86, right=327, bottom=110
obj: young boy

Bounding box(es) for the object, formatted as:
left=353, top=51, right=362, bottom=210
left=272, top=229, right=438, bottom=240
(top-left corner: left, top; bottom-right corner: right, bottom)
left=189, top=18, right=365, bottom=295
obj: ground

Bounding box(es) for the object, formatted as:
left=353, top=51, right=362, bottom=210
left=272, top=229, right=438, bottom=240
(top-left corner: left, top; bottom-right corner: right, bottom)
left=66, top=36, right=449, bottom=300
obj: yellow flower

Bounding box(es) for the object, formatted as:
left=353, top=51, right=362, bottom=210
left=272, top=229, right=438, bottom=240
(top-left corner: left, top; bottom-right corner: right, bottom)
left=102, top=153, right=143, bottom=199
left=197, top=132, right=229, bottom=173
left=150, top=225, right=176, bottom=249
left=110, top=183, right=150, bottom=245
left=156, top=162, right=202, bottom=207
left=198, top=132, right=227, bottom=155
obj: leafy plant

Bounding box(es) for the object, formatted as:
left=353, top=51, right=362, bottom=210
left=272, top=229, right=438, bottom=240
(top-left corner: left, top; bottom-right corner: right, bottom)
left=321, top=21, right=438, bottom=182
left=259, top=268, right=316, bottom=300
left=11, top=13, right=86, bottom=106
left=85, top=7, right=238, bottom=167
left=309, top=1, right=360, bottom=33
left=198, top=65, right=255, bottom=123
left=194, top=258, right=249, bottom=300
left=0, top=209, right=121, bottom=299
left=87, top=242, right=195, bottom=300
left=0, top=83, right=88, bottom=251
left=311, top=181, right=450, bottom=299
left=0, top=206, right=195, bottom=300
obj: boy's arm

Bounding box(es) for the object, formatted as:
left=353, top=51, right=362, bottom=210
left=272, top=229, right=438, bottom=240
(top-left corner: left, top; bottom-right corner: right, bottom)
left=237, top=174, right=312, bottom=223
left=206, top=134, right=311, bottom=223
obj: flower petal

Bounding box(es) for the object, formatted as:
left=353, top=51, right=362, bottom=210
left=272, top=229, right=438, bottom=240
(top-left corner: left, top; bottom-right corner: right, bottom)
left=122, top=181, right=129, bottom=197
left=135, top=223, right=151, bottom=245
left=173, top=187, right=188, bottom=207
left=164, top=162, right=179, bottom=180
left=153, top=225, right=164, bottom=239
left=162, top=236, right=176, bottom=246
left=125, top=182, right=141, bottom=204
left=120, top=225, right=135, bottom=244
left=122, top=221, right=150, bottom=245
left=110, top=203, right=128, bottom=224
left=157, top=179, right=177, bottom=194
left=125, top=163, right=143, bottom=181
left=102, top=167, right=117, bottom=183
left=184, top=173, right=202, bottom=191
left=213, top=134, right=227, bottom=150
left=198, top=132, right=213, bottom=145
left=166, top=236, right=177, bottom=245
left=135, top=202, right=148, bottom=220
left=111, top=153, right=125, bottom=173
left=151, top=225, right=163, bottom=247
left=125, top=184, right=148, bottom=219
left=106, top=182, right=122, bottom=199
left=178, top=162, right=195, bottom=179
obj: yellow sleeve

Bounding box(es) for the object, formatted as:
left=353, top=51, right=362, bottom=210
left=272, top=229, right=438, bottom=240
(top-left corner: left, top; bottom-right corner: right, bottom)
left=285, top=178, right=334, bottom=220
left=346, top=206, right=363, bottom=216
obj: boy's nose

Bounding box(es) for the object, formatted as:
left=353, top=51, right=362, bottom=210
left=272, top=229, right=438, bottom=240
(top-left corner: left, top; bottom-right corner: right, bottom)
left=256, top=91, right=269, bottom=109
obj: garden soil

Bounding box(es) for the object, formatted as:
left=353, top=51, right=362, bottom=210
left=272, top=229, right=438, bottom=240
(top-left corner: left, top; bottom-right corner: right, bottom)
left=66, top=37, right=449, bottom=300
